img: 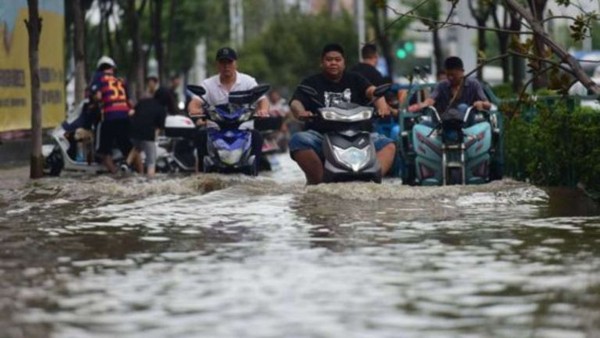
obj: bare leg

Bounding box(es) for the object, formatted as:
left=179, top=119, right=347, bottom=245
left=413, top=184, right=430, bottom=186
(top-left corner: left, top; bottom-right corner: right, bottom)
left=147, top=165, right=156, bottom=178
left=291, top=149, right=323, bottom=185
left=376, top=143, right=396, bottom=176
left=126, top=149, right=143, bottom=173
left=103, top=155, right=117, bottom=174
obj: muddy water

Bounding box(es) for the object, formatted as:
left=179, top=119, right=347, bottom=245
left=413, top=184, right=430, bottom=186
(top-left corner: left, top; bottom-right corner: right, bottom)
left=0, top=154, right=599, bottom=338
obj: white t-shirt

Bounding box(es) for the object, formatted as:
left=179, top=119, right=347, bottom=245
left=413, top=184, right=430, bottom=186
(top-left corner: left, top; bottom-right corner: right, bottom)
left=197, top=71, right=260, bottom=106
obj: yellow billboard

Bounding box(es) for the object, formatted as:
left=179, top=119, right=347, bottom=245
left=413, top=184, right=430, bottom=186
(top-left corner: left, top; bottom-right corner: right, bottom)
left=0, top=0, right=65, bottom=132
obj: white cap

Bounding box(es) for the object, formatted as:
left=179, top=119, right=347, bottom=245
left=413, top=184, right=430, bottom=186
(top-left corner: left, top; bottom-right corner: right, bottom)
left=97, top=56, right=116, bottom=69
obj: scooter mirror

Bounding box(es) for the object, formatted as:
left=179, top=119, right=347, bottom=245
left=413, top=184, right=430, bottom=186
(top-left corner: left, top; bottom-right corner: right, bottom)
left=298, top=85, right=319, bottom=98
left=373, top=83, right=392, bottom=98
left=422, top=65, right=430, bottom=74
left=187, top=85, right=206, bottom=97
left=413, top=66, right=421, bottom=75
left=251, top=84, right=271, bottom=99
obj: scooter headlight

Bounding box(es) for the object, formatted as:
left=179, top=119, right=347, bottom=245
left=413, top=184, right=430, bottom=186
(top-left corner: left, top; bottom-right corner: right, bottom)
left=209, top=110, right=223, bottom=121
left=321, top=110, right=372, bottom=122
left=240, top=110, right=253, bottom=122
left=217, top=148, right=244, bottom=165
left=333, top=146, right=369, bottom=172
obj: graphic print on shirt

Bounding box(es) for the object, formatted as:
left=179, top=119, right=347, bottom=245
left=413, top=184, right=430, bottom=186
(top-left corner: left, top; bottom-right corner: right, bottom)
left=324, top=88, right=351, bottom=107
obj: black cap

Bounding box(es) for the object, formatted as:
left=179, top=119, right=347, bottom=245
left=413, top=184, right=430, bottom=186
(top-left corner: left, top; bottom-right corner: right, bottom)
left=216, top=47, right=238, bottom=61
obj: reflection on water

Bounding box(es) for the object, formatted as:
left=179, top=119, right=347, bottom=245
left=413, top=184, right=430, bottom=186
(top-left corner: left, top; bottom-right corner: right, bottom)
left=0, top=154, right=599, bottom=337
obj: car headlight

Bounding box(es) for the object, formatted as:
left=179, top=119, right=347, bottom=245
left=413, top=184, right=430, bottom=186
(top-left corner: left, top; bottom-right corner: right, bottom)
left=333, top=146, right=369, bottom=172
left=217, top=148, right=244, bottom=165
left=321, top=110, right=372, bottom=122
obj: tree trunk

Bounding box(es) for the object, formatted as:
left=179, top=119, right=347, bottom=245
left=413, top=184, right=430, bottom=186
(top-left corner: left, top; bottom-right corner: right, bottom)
left=126, top=0, right=145, bottom=100
left=25, top=0, right=43, bottom=179
left=499, top=35, right=510, bottom=83
left=492, top=5, right=511, bottom=84
left=165, top=0, right=177, bottom=79
left=468, top=0, right=493, bottom=80
left=369, top=2, right=394, bottom=77
left=508, top=10, right=524, bottom=92
left=72, top=0, right=86, bottom=105
left=527, top=0, right=548, bottom=90
left=152, top=0, right=165, bottom=84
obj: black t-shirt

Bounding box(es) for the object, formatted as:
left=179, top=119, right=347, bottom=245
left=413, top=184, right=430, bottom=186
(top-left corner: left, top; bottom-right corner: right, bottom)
left=291, top=72, right=372, bottom=133
left=130, top=98, right=166, bottom=141
left=350, top=62, right=386, bottom=87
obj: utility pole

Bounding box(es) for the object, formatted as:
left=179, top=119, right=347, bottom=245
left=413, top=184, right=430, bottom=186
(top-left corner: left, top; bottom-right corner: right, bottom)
left=229, top=0, right=244, bottom=48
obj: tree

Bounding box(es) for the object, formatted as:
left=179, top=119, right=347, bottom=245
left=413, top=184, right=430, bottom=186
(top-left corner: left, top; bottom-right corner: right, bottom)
left=122, top=0, right=147, bottom=100
left=25, top=0, right=43, bottom=178
left=526, top=0, right=548, bottom=90
left=368, top=0, right=397, bottom=77
left=239, top=10, right=359, bottom=90
left=409, top=0, right=444, bottom=74
left=487, top=1, right=526, bottom=91
left=504, top=0, right=600, bottom=95
left=382, top=0, right=600, bottom=96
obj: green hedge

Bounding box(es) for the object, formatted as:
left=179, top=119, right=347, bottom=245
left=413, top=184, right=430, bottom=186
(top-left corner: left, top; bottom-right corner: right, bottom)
left=502, top=99, right=600, bottom=195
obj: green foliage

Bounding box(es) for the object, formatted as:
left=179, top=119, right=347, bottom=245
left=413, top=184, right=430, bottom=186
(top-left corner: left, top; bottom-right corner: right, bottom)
left=503, top=99, right=600, bottom=193
left=238, top=10, right=358, bottom=90
left=490, top=83, right=514, bottom=99
left=164, top=0, right=229, bottom=75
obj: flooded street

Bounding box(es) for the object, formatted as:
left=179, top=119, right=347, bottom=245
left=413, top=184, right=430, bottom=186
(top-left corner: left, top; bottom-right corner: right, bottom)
left=1, top=154, right=599, bottom=338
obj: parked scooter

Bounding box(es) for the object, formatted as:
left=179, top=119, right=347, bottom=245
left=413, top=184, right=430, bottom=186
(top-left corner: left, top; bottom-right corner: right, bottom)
left=158, top=114, right=198, bottom=172
left=297, top=83, right=391, bottom=183
left=42, top=100, right=126, bottom=176
left=186, top=84, right=270, bottom=176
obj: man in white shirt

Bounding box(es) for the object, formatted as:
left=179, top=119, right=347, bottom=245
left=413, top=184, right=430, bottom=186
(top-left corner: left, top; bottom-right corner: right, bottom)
left=188, top=47, right=269, bottom=172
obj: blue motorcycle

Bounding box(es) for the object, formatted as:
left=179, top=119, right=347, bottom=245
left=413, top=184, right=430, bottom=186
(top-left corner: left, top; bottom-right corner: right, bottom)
left=187, top=84, right=270, bottom=176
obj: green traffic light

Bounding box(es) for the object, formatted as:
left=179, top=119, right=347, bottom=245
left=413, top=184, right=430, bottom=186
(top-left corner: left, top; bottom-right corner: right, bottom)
left=404, top=41, right=415, bottom=53
left=396, top=49, right=407, bottom=59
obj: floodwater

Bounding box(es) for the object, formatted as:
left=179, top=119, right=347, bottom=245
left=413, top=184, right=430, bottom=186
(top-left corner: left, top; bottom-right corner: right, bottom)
left=0, top=154, right=599, bottom=338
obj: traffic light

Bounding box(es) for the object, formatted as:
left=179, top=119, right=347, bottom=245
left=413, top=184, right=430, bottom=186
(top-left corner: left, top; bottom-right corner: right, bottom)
left=395, top=41, right=415, bottom=59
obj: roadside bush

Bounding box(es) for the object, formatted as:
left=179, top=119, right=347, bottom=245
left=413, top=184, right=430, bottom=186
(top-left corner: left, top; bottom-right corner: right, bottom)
left=503, top=99, right=600, bottom=194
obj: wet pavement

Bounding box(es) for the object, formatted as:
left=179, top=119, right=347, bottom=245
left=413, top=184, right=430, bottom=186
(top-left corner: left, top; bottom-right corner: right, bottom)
left=0, top=154, right=599, bottom=338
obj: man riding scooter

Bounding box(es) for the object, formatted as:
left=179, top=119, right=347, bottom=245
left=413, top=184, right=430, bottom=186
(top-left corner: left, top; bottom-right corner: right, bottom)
left=408, top=56, right=491, bottom=118
left=289, top=43, right=394, bottom=185
left=187, top=47, right=269, bottom=173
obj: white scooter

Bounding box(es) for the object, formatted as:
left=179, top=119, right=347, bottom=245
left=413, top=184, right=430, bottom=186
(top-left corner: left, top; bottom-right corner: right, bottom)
left=42, top=100, right=167, bottom=176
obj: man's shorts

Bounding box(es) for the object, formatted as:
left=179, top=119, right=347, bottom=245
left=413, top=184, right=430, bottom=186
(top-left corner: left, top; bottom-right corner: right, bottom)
left=288, top=129, right=394, bottom=159
left=96, top=118, right=132, bottom=156
left=132, top=139, right=157, bottom=168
